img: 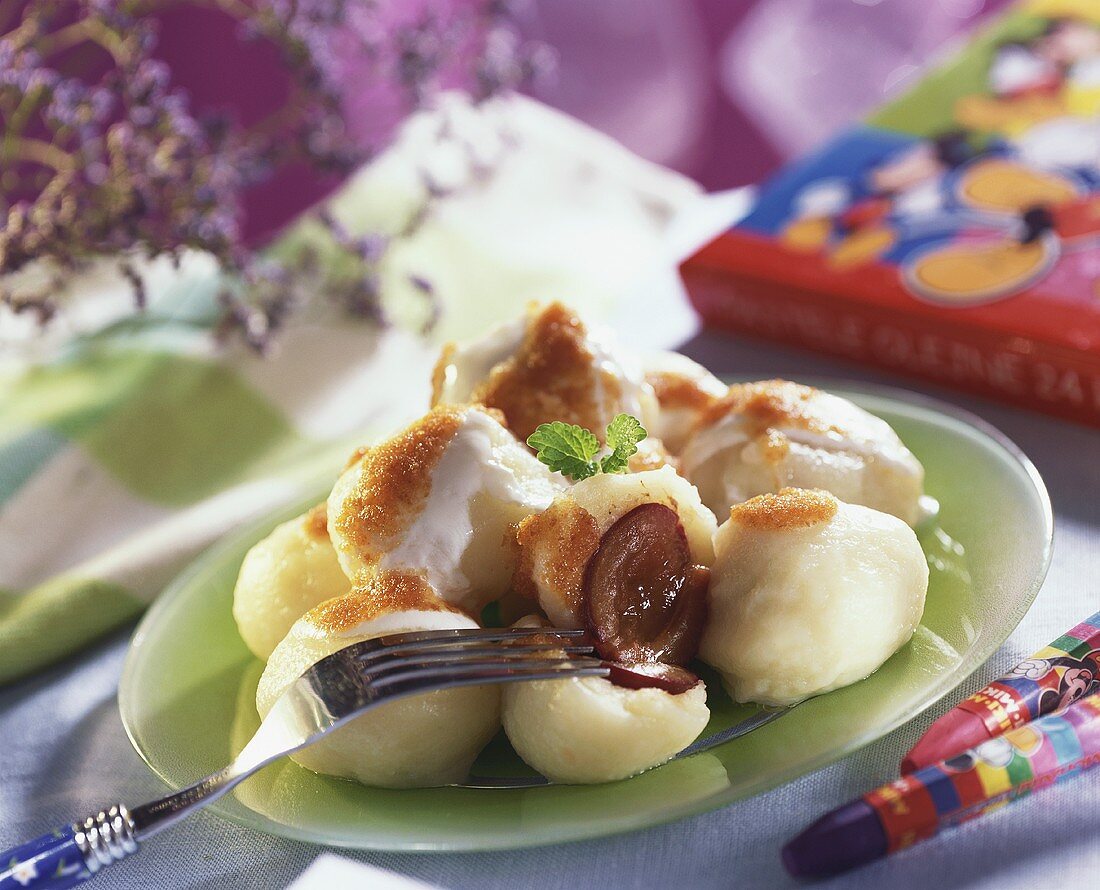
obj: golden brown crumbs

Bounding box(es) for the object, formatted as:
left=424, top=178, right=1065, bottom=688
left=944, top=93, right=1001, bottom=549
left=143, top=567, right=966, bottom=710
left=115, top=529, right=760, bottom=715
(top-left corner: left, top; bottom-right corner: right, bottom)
left=698, top=380, right=837, bottom=437
left=760, top=428, right=791, bottom=464
left=472, top=302, right=610, bottom=443
left=627, top=438, right=677, bottom=473
left=513, top=498, right=601, bottom=616
left=307, top=571, right=459, bottom=633
left=430, top=342, right=456, bottom=406
left=343, top=445, right=370, bottom=470
left=647, top=370, right=723, bottom=412
left=302, top=502, right=330, bottom=540
left=730, top=487, right=838, bottom=531
left=334, top=406, right=465, bottom=565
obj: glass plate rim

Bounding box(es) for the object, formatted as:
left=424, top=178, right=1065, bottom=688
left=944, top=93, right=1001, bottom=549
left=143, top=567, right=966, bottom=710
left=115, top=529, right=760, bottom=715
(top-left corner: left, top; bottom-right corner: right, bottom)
left=118, top=380, right=1054, bottom=851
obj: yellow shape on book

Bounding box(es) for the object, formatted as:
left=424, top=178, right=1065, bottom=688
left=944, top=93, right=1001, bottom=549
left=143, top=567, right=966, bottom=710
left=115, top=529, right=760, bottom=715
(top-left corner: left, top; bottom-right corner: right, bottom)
left=781, top=216, right=832, bottom=252
left=828, top=225, right=896, bottom=269
left=910, top=238, right=1048, bottom=304
left=959, top=159, right=1077, bottom=213
left=1023, top=0, right=1100, bottom=24
left=954, top=94, right=1066, bottom=137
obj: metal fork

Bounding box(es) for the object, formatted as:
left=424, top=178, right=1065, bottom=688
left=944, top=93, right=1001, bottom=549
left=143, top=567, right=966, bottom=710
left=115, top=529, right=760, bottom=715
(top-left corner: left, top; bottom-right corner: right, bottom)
left=0, top=627, right=606, bottom=890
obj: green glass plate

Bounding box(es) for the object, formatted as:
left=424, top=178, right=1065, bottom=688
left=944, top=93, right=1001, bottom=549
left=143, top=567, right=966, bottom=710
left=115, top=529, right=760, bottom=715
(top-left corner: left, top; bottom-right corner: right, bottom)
left=119, top=383, right=1052, bottom=851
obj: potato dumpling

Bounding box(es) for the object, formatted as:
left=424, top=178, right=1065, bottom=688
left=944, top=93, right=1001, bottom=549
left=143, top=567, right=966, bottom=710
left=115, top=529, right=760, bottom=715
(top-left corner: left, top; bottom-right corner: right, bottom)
left=514, top=466, right=717, bottom=628
left=232, top=504, right=349, bottom=659
left=430, top=301, right=659, bottom=444
left=328, top=404, right=565, bottom=614
left=502, top=671, right=709, bottom=784
left=256, top=573, right=501, bottom=788
left=626, top=436, right=678, bottom=473
left=680, top=380, right=929, bottom=526
left=700, top=489, right=929, bottom=706
left=643, top=351, right=727, bottom=454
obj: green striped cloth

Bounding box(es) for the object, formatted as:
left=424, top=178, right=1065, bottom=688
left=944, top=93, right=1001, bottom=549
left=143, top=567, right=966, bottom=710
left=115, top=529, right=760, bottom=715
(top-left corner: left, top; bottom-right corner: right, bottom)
left=0, top=94, right=703, bottom=683
left=0, top=253, right=435, bottom=682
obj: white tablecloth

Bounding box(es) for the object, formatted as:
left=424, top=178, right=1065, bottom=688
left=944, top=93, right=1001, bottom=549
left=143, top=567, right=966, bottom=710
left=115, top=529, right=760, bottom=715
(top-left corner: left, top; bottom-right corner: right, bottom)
left=3, top=329, right=1098, bottom=890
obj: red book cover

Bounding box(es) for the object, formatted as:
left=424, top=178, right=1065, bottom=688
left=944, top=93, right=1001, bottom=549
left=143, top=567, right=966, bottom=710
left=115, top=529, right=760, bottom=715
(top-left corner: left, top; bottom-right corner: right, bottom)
left=682, top=1, right=1100, bottom=426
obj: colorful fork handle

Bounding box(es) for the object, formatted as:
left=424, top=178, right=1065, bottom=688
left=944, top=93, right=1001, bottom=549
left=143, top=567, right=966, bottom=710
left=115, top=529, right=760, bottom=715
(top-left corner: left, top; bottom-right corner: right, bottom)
left=0, top=807, right=137, bottom=889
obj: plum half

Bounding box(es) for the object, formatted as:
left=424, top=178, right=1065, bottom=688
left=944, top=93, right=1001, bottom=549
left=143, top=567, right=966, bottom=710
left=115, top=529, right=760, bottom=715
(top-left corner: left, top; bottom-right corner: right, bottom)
left=583, top=502, right=710, bottom=682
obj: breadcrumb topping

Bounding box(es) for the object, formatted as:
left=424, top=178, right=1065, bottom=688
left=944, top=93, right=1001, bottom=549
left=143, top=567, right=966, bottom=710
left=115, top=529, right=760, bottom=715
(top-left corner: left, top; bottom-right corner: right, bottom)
left=302, top=502, right=330, bottom=540
left=335, top=406, right=467, bottom=567
left=514, top=497, right=601, bottom=618
left=471, top=302, right=621, bottom=443
left=307, top=572, right=461, bottom=633
left=729, top=488, right=838, bottom=531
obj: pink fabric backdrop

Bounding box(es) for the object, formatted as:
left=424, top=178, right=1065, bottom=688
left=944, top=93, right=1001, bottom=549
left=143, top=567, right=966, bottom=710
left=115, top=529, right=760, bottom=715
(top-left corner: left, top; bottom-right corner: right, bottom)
left=522, top=0, right=1014, bottom=188
left=153, top=0, right=1015, bottom=243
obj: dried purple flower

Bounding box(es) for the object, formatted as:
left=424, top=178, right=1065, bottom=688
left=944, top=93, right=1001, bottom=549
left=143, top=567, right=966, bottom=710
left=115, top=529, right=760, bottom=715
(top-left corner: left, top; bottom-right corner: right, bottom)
left=0, top=0, right=549, bottom=348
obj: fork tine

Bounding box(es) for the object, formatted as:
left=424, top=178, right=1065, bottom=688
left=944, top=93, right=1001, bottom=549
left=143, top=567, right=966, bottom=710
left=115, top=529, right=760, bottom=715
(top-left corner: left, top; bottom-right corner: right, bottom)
left=359, top=642, right=597, bottom=677
left=299, top=629, right=609, bottom=731
left=369, top=658, right=609, bottom=700
left=354, top=626, right=589, bottom=660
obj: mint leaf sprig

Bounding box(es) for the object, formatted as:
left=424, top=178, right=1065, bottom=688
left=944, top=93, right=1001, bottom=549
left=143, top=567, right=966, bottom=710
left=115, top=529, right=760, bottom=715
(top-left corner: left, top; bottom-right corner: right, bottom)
left=527, top=414, right=647, bottom=481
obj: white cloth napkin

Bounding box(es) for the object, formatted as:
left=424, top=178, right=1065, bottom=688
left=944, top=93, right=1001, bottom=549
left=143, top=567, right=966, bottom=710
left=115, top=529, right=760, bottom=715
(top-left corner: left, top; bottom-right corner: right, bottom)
left=289, top=855, right=441, bottom=889
left=0, top=92, right=736, bottom=684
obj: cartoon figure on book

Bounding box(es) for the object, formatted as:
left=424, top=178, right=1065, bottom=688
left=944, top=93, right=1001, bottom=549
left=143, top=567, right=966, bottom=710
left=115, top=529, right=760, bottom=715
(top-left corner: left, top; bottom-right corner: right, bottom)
left=957, top=15, right=1100, bottom=135
left=762, top=5, right=1100, bottom=308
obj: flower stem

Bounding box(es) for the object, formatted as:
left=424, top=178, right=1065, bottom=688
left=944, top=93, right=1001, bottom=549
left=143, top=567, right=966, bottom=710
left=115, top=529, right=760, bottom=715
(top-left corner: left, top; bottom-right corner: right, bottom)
left=34, top=17, right=128, bottom=64
left=3, top=83, right=46, bottom=157
left=3, top=137, right=74, bottom=172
